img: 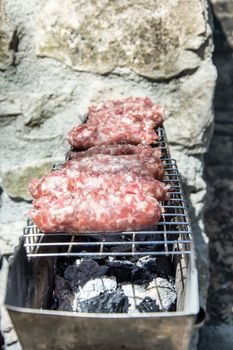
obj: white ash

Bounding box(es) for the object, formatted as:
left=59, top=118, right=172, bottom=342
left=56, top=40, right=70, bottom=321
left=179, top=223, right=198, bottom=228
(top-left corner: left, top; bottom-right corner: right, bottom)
left=78, top=277, right=117, bottom=301
left=122, top=277, right=176, bottom=312
left=73, top=277, right=117, bottom=312
left=136, top=255, right=157, bottom=268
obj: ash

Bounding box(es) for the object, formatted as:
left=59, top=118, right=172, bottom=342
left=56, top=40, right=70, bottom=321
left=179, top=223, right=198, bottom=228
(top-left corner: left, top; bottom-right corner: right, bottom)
left=53, top=256, right=176, bottom=313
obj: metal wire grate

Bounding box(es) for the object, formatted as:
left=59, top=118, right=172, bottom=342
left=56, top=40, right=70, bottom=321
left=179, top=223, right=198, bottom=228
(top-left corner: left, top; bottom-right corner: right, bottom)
left=23, top=126, right=192, bottom=258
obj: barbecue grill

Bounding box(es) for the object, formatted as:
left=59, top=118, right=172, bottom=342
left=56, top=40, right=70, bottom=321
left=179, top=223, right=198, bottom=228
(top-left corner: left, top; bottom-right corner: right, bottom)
left=5, top=126, right=200, bottom=350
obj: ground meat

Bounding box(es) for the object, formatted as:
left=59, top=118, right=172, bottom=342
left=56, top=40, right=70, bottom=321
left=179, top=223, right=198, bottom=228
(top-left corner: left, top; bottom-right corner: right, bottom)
left=88, top=97, right=165, bottom=126
left=63, top=154, right=164, bottom=180
left=67, top=120, right=158, bottom=150
left=29, top=97, right=166, bottom=233
left=29, top=171, right=169, bottom=201
left=68, top=144, right=161, bottom=160
left=28, top=170, right=70, bottom=199
left=68, top=97, right=164, bottom=150
left=29, top=191, right=162, bottom=233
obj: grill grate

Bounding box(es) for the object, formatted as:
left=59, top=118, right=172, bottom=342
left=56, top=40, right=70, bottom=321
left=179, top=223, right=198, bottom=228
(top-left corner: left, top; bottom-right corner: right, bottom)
left=23, top=126, right=192, bottom=258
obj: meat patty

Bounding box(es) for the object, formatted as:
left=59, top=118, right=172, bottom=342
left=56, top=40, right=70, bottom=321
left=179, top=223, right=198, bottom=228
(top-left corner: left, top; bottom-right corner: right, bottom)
left=29, top=171, right=169, bottom=201
left=29, top=97, right=166, bottom=234
left=67, top=119, right=158, bottom=150
left=88, top=97, right=165, bottom=126
left=68, top=144, right=161, bottom=160
left=67, top=97, right=164, bottom=149
left=29, top=191, right=162, bottom=233
left=63, top=154, right=164, bottom=179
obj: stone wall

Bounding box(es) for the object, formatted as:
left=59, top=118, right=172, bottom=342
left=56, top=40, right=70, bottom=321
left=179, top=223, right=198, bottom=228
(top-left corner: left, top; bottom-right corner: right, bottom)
left=0, top=1, right=216, bottom=349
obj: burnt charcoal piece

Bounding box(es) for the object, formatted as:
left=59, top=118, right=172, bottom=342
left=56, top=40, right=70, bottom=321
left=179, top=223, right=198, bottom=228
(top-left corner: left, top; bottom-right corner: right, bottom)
left=106, top=259, right=154, bottom=286
left=56, top=257, right=77, bottom=276
left=155, top=256, right=175, bottom=279
left=53, top=276, right=75, bottom=312
left=79, top=291, right=129, bottom=313
left=137, top=256, right=157, bottom=274
left=107, top=260, right=140, bottom=283
left=64, top=259, right=108, bottom=288
left=136, top=297, right=160, bottom=313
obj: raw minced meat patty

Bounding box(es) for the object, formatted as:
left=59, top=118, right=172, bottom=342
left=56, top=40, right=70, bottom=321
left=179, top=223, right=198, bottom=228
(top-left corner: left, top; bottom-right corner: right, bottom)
left=67, top=120, right=158, bottom=150
left=63, top=154, right=164, bottom=180
left=88, top=97, right=164, bottom=126
left=28, top=155, right=167, bottom=233
left=29, top=97, right=166, bottom=233
left=67, top=97, right=164, bottom=149
left=68, top=144, right=161, bottom=160
left=29, top=191, right=162, bottom=233
left=29, top=171, right=169, bottom=202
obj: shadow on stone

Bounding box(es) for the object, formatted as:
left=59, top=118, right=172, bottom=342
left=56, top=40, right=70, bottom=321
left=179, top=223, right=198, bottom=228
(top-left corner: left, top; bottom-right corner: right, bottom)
left=198, top=11, right=233, bottom=350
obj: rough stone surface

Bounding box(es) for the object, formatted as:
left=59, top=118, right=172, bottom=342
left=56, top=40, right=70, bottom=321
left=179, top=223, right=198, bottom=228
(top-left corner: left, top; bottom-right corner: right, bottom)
left=1, top=159, right=56, bottom=200
left=211, top=0, right=233, bottom=49
left=0, top=220, right=26, bottom=256
left=36, top=0, right=210, bottom=79
left=0, top=0, right=16, bottom=70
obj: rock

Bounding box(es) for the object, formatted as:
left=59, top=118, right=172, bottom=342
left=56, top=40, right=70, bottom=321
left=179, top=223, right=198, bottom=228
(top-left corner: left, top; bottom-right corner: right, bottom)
left=1, top=159, right=56, bottom=201
left=0, top=94, right=21, bottom=127
left=21, top=92, right=75, bottom=127
left=211, top=0, right=233, bottom=49
left=0, top=220, right=24, bottom=256
left=0, top=192, right=31, bottom=224
left=0, top=0, right=16, bottom=70
left=0, top=91, right=83, bottom=170
left=36, top=0, right=209, bottom=79
left=164, top=61, right=217, bottom=154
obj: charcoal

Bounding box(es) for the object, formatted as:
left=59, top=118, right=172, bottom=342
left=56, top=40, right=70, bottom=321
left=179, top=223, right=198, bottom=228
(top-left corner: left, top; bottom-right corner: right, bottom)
left=155, top=256, right=175, bottom=279
left=122, top=277, right=176, bottom=312
left=137, top=256, right=157, bottom=274
left=53, top=257, right=177, bottom=313
left=54, top=276, right=75, bottom=312
left=106, top=259, right=153, bottom=285
left=56, top=258, right=77, bottom=276
left=64, top=259, right=108, bottom=288
left=136, top=297, right=160, bottom=313
left=79, top=291, right=129, bottom=313
left=55, top=275, right=70, bottom=292
left=78, top=277, right=117, bottom=301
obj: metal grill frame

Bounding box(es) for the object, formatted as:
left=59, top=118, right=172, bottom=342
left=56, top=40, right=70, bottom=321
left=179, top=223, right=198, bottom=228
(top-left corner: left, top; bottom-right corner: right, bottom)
left=23, top=126, right=193, bottom=259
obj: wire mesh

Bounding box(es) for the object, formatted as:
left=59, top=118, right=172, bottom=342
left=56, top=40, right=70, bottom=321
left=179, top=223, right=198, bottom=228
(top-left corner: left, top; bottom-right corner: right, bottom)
left=23, top=126, right=192, bottom=258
